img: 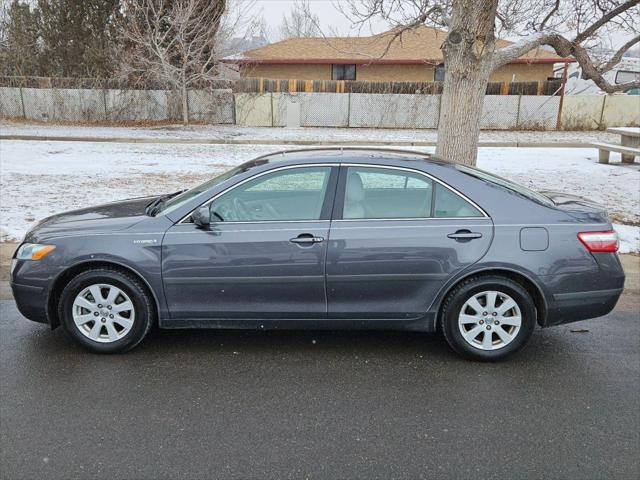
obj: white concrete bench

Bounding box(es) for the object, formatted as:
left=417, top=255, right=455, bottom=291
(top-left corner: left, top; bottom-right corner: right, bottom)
left=590, top=142, right=640, bottom=164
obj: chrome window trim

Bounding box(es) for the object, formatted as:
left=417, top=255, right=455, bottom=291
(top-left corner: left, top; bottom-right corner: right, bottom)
left=338, top=163, right=489, bottom=219
left=174, top=220, right=331, bottom=226
left=332, top=217, right=488, bottom=223
left=177, top=161, right=489, bottom=225
left=178, top=164, right=336, bottom=224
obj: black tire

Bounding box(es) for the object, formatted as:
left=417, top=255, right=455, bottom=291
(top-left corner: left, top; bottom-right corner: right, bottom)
left=440, top=275, right=536, bottom=361
left=58, top=268, right=155, bottom=353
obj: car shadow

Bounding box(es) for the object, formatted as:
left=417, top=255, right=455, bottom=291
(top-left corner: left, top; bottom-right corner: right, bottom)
left=29, top=322, right=565, bottom=367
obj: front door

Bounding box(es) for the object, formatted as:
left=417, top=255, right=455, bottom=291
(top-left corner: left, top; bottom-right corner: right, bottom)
left=162, top=165, right=338, bottom=320
left=326, top=165, right=494, bottom=318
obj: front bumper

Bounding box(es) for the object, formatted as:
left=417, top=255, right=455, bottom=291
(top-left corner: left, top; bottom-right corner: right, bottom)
left=545, top=287, right=624, bottom=326
left=10, top=282, right=48, bottom=324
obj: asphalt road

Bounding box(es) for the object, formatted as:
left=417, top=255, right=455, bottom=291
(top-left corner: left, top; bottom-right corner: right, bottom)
left=1, top=296, right=639, bottom=480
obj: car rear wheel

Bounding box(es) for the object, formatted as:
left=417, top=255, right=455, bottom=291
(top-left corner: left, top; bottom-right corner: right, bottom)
left=440, top=275, right=536, bottom=361
left=58, top=268, right=154, bottom=353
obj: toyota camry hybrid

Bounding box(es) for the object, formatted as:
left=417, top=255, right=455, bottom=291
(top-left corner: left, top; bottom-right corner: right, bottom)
left=10, top=148, right=625, bottom=360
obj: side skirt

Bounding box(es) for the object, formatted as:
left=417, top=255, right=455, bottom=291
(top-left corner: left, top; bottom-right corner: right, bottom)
left=160, top=315, right=436, bottom=332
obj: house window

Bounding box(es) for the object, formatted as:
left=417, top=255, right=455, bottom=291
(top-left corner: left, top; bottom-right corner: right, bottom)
left=332, top=64, right=356, bottom=80
left=434, top=63, right=445, bottom=81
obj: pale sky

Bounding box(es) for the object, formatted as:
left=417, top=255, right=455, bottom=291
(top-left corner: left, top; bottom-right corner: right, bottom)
left=253, top=0, right=389, bottom=37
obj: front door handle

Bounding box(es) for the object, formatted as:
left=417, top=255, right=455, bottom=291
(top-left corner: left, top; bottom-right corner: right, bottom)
left=447, top=230, right=483, bottom=241
left=290, top=234, right=324, bottom=245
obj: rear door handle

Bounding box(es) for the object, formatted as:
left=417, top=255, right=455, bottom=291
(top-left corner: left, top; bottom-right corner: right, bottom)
left=447, top=230, right=483, bottom=241
left=290, top=234, right=324, bottom=245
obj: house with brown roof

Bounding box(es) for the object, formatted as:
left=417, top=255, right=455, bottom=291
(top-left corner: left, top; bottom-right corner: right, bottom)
left=223, top=26, right=571, bottom=83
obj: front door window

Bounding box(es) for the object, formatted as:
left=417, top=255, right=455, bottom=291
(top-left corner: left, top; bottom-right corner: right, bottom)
left=209, top=166, right=333, bottom=222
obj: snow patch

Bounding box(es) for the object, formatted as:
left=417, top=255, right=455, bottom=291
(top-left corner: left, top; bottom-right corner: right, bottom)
left=613, top=224, right=640, bottom=254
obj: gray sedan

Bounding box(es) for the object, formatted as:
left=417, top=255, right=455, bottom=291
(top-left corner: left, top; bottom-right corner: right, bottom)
left=10, top=148, right=624, bottom=360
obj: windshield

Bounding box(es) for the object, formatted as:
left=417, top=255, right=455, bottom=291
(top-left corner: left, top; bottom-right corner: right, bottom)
left=154, top=165, right=246, bottom=216
left=456, top=165, right=555, bottom=207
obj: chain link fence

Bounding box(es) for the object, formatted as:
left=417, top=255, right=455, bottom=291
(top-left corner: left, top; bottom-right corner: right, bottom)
left=1, top=84, right=635, bottom=130
left=0, top=86, right=234, bottom=124
left=349, top=94, right=440, bottom=129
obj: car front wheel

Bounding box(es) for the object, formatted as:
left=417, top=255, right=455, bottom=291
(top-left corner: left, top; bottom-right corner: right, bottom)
left=58, top=268, right=154, bottom=353
left=440, top=275, right=536, bottom=361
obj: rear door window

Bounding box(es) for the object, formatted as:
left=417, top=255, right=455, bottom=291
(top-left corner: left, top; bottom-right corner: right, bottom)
left=340, top=166, right=483, bottom=219
left=433, top=183, right=483, bottom=217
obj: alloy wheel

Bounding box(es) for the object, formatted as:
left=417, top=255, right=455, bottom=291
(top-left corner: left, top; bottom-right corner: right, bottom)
left=72, top=283, right=135, bottom=343
left=457, top=290, right=522, bottom=351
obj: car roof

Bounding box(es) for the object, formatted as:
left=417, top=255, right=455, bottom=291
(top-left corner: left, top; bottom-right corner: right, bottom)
left=249, top=147, right=450, bottom=167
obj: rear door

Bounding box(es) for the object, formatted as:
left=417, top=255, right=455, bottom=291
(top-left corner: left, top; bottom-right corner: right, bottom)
left=326, top=165, right=493, bottom=319
left=162, top=165, right=338, bottom=320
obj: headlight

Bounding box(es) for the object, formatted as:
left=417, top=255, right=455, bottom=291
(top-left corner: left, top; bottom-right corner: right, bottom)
left=16, top=243, right=56, bottom=260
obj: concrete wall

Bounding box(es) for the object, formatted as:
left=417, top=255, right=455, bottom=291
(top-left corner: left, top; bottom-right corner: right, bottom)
left=560, top=95, right=639, bottom=130
left=235, top=93, right=273, bottom=126
left=560, top=96, right=604, bottom=130
left=600, top=95, right=640, bottom=128
left=235, top=92, right=636, bottom=130
left=236, top=92, right=566, bottom=130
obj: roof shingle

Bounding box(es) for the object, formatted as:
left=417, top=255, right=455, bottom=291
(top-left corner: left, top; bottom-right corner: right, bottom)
left=223, top=25, right=569, bottom=65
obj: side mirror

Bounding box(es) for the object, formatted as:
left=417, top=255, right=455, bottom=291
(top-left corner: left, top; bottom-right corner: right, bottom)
left=192, top=205, right=210, bottom=228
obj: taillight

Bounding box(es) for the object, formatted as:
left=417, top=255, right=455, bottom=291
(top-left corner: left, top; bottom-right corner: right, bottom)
left=577, top=230, right=619, bottom=253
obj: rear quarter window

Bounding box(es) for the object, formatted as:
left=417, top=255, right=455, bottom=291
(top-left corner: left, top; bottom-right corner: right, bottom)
left=455, top=165, right=555, bottom=207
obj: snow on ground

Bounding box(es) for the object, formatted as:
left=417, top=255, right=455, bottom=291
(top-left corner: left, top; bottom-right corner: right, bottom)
left=0, top=121, right=619, bottom=145
left=613, top=224, right=640, bottom=255
left=0, top=140, right=638, bottom=252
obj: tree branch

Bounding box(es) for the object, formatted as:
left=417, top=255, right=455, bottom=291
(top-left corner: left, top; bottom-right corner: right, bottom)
left=492, top=30, right=640, bottom=93
left=597, top=34, right=640, bottom=72
left=490, top=32, right=553, bottom=69
left=538, top=0, right=560, bottom=31
left=574, top=0, right=639, bottom=43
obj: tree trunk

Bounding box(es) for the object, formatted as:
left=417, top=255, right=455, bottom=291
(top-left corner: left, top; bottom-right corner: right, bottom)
left=436, top=68, right=489, bottom=166
left=181, top=82, right=189, bottom=125
left=435, top=0, right=498, bottom=166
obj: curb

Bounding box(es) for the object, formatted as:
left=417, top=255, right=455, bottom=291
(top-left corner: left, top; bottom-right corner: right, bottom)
left=0, top=134, right=589, bottom=148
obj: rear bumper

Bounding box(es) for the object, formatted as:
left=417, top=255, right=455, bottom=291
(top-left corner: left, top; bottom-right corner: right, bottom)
left=10, top=282, right=48, bottom=324
left=545, top=287, right=623, bottom=326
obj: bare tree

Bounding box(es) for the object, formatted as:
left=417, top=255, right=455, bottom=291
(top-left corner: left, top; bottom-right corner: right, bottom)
left=118, top=0, right=246, bottom=124
left=338, top=0, right=640, bottom=165
left=279, top=0, right=321, bottom=39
